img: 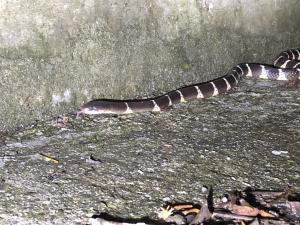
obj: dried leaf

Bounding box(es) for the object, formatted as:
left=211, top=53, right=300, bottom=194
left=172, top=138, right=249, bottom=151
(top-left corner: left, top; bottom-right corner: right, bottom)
left=258, top=209, right=275, bottom=218
left=172, top=204, right=194, bottom=211
left=231, top=204, right=259, bottom=216
left=241, top=221, right=247, bottom=225
left=181, top=207, right=200, bottom=215
left=157, top=206, right=174, bottom=220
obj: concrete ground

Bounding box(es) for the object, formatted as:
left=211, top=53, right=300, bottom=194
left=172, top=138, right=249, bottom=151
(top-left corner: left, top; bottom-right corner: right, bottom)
left=0, top=79, right=299, bottom=225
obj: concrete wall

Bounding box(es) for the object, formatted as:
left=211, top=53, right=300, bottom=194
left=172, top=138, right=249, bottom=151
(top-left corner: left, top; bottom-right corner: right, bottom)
left=0, top=0, right=299, bottom=132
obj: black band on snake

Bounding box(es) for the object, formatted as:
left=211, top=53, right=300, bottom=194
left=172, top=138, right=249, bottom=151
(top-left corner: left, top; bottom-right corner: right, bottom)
left=77, top=49, right=300, bottom=117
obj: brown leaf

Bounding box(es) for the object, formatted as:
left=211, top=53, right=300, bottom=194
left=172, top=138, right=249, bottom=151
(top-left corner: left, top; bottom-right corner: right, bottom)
left=181, top=207, right=200, bottom=215
left=258, top=209, right=275, bottom=218
left=231, top=204, right=259, bottom=216
left=172, top=204, right=194, bottom=211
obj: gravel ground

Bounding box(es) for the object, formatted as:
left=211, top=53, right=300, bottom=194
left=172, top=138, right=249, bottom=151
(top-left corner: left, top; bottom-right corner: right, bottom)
left=0, top=79, right=299, bottom=225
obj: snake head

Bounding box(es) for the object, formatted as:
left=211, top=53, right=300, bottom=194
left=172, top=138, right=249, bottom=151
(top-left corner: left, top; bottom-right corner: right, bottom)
left=75, top=106, right=95, bottom=118
left=76, top=100, right=108, bottom=118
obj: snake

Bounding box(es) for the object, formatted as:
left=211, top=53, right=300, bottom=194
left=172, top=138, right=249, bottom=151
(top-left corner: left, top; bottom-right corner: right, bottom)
left=77, top=49, right=300, bottom=117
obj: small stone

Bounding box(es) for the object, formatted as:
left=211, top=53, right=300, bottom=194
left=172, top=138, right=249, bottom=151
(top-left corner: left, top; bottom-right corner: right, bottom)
left=201, top=186, right=208, bottom=193
left=221, top=196, right=228, bottom=203
left=162, top=197, right=171, bottom=202
left=272, top=150, right=282, bottom=156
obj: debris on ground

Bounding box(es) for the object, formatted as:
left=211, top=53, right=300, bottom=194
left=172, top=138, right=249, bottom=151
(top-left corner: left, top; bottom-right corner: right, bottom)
left=90, top=186, right=300, bottom=225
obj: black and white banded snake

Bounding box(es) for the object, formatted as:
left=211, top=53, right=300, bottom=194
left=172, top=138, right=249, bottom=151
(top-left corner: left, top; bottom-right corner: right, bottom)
left=77, top=49, right=300, bottom=117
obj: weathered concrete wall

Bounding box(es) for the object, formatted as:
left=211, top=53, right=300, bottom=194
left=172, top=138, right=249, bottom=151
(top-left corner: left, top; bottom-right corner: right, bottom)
left=0, top=0, right=299, bottom=132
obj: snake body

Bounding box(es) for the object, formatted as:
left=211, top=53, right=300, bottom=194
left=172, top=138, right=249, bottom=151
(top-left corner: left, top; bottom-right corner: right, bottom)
left=77, top=49, right=300, bottom=117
